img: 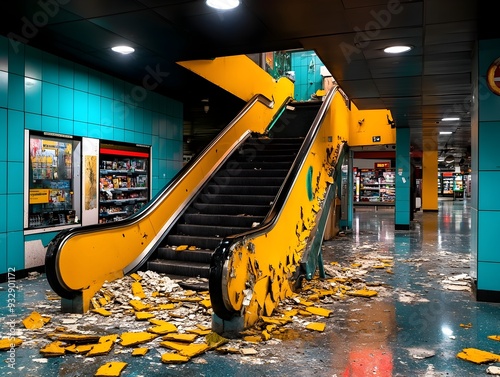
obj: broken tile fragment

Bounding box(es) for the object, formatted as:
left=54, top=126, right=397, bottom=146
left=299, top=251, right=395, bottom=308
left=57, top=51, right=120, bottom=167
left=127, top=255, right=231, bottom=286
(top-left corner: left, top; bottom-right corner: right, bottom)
left=305, top=306, right=332, bottom=317
left=457, top=348, right=500, bottom=364
left=92, top=308, right=112, bottom=317
left=87, top=340, right=115, bottom=357
left=486, top=366, right=500, bottom=375
left=120, top=332, right=157, bottom=347
left=40, top=341, right=66, bottom=357
left=148, top=320, right=178, bottom=335
left=94, top=361, right=128, bottom=377
left=22, top=311, right=49, bottom=329
left=306, top=322, right=326, bottom=332
left=65, top=344, right=94, bottom=354
left=135, top=312, right=155, bottom=321
left=48, top=333, right=101, bottom=344
left=161, top=352, right=190, bottom=364
left=131, top=348, right=149, bottom=356
left=240, top=347, right=258, bottom=356
left=129, top=300, right=150, bottom=311
left=162, top=333, right=198, bottom=343
left=129, top=273, right=142, bottom=281
left=0, top=338, right=22, bottom=351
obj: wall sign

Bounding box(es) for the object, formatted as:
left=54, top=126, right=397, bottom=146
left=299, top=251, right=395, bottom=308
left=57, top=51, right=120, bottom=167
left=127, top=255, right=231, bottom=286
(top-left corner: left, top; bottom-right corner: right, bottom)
left=487, top=58, right=500, bottom=96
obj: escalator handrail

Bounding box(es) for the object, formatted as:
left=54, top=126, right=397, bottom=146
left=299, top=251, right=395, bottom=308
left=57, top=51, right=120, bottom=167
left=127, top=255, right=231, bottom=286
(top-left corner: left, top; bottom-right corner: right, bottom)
left=45, top=93, right=277, bottom=299
left=210, top=85, right=345, bottom=318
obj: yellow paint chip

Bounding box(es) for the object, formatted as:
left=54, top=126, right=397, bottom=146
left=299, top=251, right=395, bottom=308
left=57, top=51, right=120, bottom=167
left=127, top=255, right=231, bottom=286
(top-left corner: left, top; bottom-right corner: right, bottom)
left=456, top=348, right=500, bottom=364
left=129, top=300, right=150, bottom=311
left=243, top=335, right=262, bottom=343
left=40, top=341, right=66, bottom=357
left=130, top=273, right=142, bottom=281
left=94, top=361, right=128, bottom=376
left=161, top=341, right=209, bottom=357
left=161, top=352, right=190, bottom=364
left=99, top=297, right=108, bottom=306
left=65, top=344, right=94, bottom=354
left=176, top=245, right=189, bottom=251
left=22, top=311, right=47, bottom=329
left=306, top=306, right=332, bottom=317
left=162, top=333, right=198, bottom=343
left=135, top=312, right=155, bottom=321
left=131, top=347, right=149, bottom=356
left=488, top=335, right=500, bottom=342
left=205, top=332, right=229, bottom=349
left=120, top=332, right=157, bottom=347
left=92, top=308, right=112, bottom=317
left=87, top=341, right=114, bottom=357
left=0, top=338, right=22, bottom=351
left=157, top=303, right=176, bottom=310
left=306, top=322, right=326, bottom=332
left=148, top=320, right=178, bottom=335
left=48, top=333, right=101, bottom=344
left=298, top=309, right=313, bottom=317
left=347, top=288, right=378, bottom=298
left=460, top=323, right=473, bottom=329
left=200, top=299, right=212, bottom=309
left=99, top=334, right=118, bottom=343
left=131, top=281, right=146, bottom=299
left=186, top=328, right=212, bottom=336
left=264, top=294, right=275, bottom=317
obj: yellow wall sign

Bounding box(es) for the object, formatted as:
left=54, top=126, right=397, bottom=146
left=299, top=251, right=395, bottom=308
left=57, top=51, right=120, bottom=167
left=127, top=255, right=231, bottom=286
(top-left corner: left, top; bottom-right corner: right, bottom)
left=487, top=58, right=500, bottom=96
left=29, top=189, right=50, bottom=204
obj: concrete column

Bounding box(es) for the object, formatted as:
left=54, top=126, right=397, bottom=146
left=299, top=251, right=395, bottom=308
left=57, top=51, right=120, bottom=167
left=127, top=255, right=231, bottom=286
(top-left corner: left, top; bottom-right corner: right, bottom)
left=472, top=38, right=500, bottom=302
left=395, top=128, right=410, bottom=230
left=422, top=135, right=439, bottom=212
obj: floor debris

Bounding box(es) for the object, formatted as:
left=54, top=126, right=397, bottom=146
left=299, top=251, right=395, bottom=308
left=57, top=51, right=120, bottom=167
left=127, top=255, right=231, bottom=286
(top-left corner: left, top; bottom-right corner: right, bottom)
left=457, top=348, right=500, bottom=364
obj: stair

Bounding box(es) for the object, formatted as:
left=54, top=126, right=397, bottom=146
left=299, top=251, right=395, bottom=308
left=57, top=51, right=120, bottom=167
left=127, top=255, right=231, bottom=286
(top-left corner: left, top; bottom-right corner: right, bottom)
left=146, top=136, right=304, bottom=288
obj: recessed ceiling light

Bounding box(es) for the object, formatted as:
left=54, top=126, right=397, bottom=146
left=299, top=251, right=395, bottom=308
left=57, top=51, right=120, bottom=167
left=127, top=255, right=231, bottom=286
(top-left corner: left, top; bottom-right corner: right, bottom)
left=383, top=45, right=412, bottom=54
left=441, top=117, right=460, bottom=121
left=206, top=0, right=240, bottom=10
left=111, top=45, right=135, bottom=55
left=439, top=131, right=453, bottom=135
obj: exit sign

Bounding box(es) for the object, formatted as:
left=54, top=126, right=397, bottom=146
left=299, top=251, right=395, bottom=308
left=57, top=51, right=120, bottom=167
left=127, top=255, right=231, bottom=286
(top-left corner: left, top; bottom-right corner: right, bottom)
left=372, top=136, right=381, bottom=142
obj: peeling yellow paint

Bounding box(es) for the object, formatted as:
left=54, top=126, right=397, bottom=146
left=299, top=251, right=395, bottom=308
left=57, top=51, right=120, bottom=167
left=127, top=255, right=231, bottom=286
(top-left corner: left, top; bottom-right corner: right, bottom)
left=131, top=281, right=146, bottom=299
left=162, top=333, right=198, bottom=343
left=131, top=347, right=149, bottom=356
left=199, top=299, right=212, bottom=309
left=0, top=338, right=22, bottom=350
left=120, top=332, right=157, bottom=347
left=456, top=348, right=500, bottom=364
left=99, top=335, right=118, bottom=343
left=147, top=320, right=178, bottom=335
left=488, top=335, right=500, bottom=341
left=161, top=352, right=190, bottom=364
left=94, top=361, right=128, bottom=376
left=347, top=288, right=378, bottom=298
left=86, top=340, right=114, bottom=357
left=306, top=322, right=326, bottom=332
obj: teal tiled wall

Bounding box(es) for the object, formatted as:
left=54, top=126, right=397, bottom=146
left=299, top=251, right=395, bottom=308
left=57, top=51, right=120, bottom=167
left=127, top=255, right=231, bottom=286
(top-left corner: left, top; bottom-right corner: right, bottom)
left=475, top=38, right=500, bottom=293
left=395, top=128, right=410, bottom=228
left=0, top=35, right=183, bottom=275
left=291, top=51, right=324, bottom=101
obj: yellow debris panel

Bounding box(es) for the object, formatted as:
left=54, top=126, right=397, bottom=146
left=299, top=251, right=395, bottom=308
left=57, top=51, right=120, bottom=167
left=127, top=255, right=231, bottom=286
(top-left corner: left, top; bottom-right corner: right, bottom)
left=0, top=338, right=22, bottom=350
left=347, top=288, right=378, bottom=298
left=94, top=361, right=128, bottom=377
left=131, top=281, right=146, bottom=299
left=129, top=300, right=150, bottom=311
left=306, top=322, right=326, bottom=332
left=130, top=273, right=142, bottom=281
left=87, top=341, right=114, bottom=357
left=92, top=308, right=112, bottom=317
left=306, top=306, right=332, bottom=317
left=40, top=341, right=66, bottom=357
left=99, top=334, right=118, bottom=343
left=65, top=344, right=94, bottom=354
left=131, top=347, right=149, bottom=356
left=148, top=320, right=178, bottom=335
left=160, top=341, right=209, bottom=357
left=200, top=299, right=212, bottom=309
left=161, top=352, right=190, bottom=364
left=162, top=333, right=198, bottom=343
left=157, top=303, right=176, bottom=310
left=22, top=311, right=47, bottom=329
left=47, top=333, right=100, bottom=344
left=120, top=332, right=157, bottom=347
left=456, top=348, right=500, bottom=364
left=186, top=328, right=212, bottom=336
left=135, top=312, right=155, bottom=321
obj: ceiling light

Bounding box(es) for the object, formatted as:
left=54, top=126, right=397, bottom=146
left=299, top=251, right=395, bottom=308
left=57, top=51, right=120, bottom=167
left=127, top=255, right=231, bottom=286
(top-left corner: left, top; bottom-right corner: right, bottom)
left=111, top=45, right=135, bottom=55
left=440, top=131, right=453, bottom=135
left=383, top=45, right=412, bottom=54
left=441, top=117, right=460, bottom=121
left=206, top=0, right=240, bottom=10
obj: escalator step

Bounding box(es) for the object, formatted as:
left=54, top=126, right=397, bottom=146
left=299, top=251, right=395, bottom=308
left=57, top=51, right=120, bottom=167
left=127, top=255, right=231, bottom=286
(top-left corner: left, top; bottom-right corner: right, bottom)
left=192, top=203, right=270, bottom=216
left=175, top=223, right=250, bottom=237
left=147, top=259, right=210, bottom=279
left=196, top=194, right=275, bottom=206
left=215, top=177, right=285, bottom=186
left=156, top=247, right=213, bottom=263
left=227, top=161, right=292, bottom=170
left=202, top=184, right=280, bottom=196
left=181, top=213, right=264, bottom=227
left=167, top=235, right=223, bottom=250
left=213, top=168, right=289, bottom=178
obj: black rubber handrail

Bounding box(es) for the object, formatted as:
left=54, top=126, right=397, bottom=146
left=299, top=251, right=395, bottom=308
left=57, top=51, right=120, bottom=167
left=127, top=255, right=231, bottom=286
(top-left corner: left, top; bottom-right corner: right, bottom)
left=45, top=93, right=277, bottom=299
left=209, top=85, right=343, bottom=320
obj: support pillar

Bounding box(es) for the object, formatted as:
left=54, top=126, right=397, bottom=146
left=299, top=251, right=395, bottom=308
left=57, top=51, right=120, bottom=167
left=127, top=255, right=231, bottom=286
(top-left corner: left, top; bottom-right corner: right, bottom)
left=395, top=128, right=410, bottom=230
left=472, top=38, right=500, bottom=301
left=422, top=134, right=439, bottom=211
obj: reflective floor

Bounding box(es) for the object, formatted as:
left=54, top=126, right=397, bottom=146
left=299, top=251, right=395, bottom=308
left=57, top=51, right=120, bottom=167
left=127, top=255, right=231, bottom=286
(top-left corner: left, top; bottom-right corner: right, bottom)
left=1, top=198, right=500, bottom=376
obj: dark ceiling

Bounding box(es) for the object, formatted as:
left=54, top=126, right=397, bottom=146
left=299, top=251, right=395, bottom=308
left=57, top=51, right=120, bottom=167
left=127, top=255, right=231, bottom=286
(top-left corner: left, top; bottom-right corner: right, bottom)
left=1, top=0, right=489, bottom=168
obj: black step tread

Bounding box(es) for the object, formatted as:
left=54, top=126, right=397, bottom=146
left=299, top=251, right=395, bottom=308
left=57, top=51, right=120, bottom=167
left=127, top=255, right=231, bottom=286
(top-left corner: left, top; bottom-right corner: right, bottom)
left=196, top=194, right=275, bottom=205
left=175, top=223, right=250, bottom=237
left=156, top=247, right=213, bottom=263
left=147, top=260, right=210, bottom=278
left=202, top=184, right=280, bottom=196
left=167, top=235, right=223, bottom=250
left=213, top=168, right=289, bottom=178
left=211, top=177, right=285, bottom=186
left=191, top=203, right=271, bottom=216
left=181, top=213, right=264, bottom=227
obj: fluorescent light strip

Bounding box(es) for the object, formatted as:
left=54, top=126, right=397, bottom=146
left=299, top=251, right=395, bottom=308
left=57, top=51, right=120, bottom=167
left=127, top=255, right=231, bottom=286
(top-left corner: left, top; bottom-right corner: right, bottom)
left=111, top=45, right=135, bottom=55
left=440, top=131, right=453, bottom=135
left=441, top=117, right=459, bottom=121
left=383, top=45, right=412, bottom=54
left=206, top=0, right=240, bottom=10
